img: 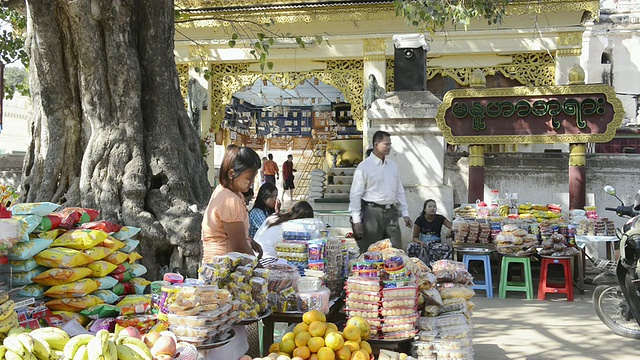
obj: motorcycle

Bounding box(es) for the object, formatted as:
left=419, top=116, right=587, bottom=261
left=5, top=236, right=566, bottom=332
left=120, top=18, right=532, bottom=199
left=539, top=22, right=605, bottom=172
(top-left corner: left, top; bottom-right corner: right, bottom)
left=592, top=185, right=640, bottom=339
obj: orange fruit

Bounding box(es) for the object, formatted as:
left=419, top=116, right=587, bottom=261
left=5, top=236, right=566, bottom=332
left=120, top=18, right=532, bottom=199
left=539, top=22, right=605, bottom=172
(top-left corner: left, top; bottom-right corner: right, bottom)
left=317, top=347, right=336, bottom=360
left=282, top=332, right=296, bottom=343
left=342, top=325, right=360, bottom=341
left=294, top=322, right=310, bottom=334
left=280, top=339, right=296, bottom=354
left=324, top=332, right=344, bottom=351
left=343, top=341, right=359, bottom=353
left=308, top=337, right=325, bottom=353
left=346, top=317, right=371, bottom=340
left=335, top=346, right=351, bottom=360
left=295, top=332, right=312, bottom=347
left=268, top=342, right=280, bottom=353
left=359, top=341, right=372, bottom=355
left=293, top=345, right=311, bottom=359
left=309, top=321, right=327, bottom=337
left=310, top=355, right=319, bottom=360
left=303, top=310, right=326, bottom=325
left=326, top=323, right=338, bottom=331
left=349, top=350, right=368, bottom=360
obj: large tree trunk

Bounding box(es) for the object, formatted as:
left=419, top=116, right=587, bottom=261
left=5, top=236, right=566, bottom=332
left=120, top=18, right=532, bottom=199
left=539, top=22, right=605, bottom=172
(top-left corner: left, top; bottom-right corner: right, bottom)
left=19, top=0, right=211, bottom=278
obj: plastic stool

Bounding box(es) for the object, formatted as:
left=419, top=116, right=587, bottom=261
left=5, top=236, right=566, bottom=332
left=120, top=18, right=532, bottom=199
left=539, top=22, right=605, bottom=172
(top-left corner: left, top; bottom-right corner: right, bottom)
left=462, top=253, right=493, bottom=298
left=498, top=256, right=534, bottom=299
left=538, top=256, right=574, bottom=301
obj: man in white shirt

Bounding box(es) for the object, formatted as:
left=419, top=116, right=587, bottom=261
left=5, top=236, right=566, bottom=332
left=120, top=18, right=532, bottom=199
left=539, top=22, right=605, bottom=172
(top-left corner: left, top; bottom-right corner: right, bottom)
left=349, top=130, right=412, bottom=252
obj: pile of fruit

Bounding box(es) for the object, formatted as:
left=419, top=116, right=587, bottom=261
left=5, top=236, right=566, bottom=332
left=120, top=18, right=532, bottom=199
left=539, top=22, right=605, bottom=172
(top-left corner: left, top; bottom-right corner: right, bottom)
left=0, top=324, right=180, bottom=360
left=259, top=310, right=374, bottom=360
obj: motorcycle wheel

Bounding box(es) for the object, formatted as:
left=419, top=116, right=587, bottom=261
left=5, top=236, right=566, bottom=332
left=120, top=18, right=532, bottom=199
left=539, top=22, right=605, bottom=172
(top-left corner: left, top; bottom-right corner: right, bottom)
left=593, top=284, right=640, bottom=339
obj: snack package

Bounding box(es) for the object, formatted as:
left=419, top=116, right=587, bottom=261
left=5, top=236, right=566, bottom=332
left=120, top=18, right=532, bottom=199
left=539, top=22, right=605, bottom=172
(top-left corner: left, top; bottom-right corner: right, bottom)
left=18, top=284, right=49, bottom=299
left=9, top=259, right=39, bottom=272
left=37, top=229, right=66, bottom=240
left=88, top=261, right=118, bottom=277
left=10, top=202, right=61, bottom=216
left=35, top=214, right=63, bottom=232
left=115, top=295, right=151, bottom=316
left=88, top=317, right=117, bottom=333
left=34, top=247, right=94, bottom=268
left=78, top=221, right=123, bottom=234
left=51, top=229, right=108, bottom=250
left=46, top=295, right=105, bottom=312
left=111, top=227, right=141, bottom=241
left=103, top=251, right=129, bottom=265
left=83, top=246, right=115, bottom=261
left=50, top=311, right=91, bottom=326
left=99, top=236, right=126, bottom=251
left=80, top=304, right=121, bottom=320
left=94, top=276, right=119, bottom=290
left=32, top=267, right=93, bottom=286
left=12, top=215, right=42, bottom=242
left=92, top=290, right=120, bottom=304
left=120, top=239, right=140, bottom=253
left=11, top=267, right=47, bottom=286
left=44, top=278, right=99, bottom=299
left=8, top=239, right=54, bottom=260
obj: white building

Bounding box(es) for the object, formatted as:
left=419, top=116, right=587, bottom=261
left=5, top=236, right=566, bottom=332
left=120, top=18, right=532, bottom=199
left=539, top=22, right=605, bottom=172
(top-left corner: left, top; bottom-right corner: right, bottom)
left=0, top=94, right=31, bottom=155
left=583, top=0, right=640, bottom=125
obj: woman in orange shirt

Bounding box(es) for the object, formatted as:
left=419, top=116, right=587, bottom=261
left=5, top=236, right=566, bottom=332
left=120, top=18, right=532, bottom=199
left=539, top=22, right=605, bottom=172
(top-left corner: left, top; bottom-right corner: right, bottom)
left=201, top=145, right=262, bottom=360
left=201, top=144, right=262, bottom=262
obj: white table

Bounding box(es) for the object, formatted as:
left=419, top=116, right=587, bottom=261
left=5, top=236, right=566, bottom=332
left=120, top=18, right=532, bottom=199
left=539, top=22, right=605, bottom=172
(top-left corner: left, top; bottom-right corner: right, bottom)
left=575, top=235, right=619, bottom=260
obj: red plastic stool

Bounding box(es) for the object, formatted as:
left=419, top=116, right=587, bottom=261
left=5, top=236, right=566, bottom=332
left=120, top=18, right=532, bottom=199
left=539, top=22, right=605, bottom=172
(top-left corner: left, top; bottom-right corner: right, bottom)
left=538, top=256, right=574, bottom=301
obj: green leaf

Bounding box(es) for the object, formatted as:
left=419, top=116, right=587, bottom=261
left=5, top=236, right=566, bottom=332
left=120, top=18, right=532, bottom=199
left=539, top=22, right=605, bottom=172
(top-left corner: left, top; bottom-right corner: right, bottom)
left=228, top=40, right=236, bottom=48
left=194, top=66, right=201, bottom=73
left=267, top=62, right=274, bottom=70
left=257, top=33, right=265, bottom=41
left=254, top=41, right=263, bottom=51
left=231, top=33, right=239, bottom=40
left=314, top=35, right=323, bottom=45
left=268, top=38, right=275, bottom=46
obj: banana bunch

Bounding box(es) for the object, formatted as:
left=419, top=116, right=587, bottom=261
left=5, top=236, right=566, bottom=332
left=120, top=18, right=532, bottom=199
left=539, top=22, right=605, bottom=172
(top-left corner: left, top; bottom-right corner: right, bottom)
left=2, top=332, right=57, bottom=360
left=62, top=330, right=152, bottom=360
left=0, top=300, right=18, bottom=335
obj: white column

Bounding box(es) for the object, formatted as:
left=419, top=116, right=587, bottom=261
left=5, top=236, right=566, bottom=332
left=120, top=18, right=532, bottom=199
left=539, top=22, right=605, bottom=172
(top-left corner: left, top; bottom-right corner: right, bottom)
left=363, top=38, right=387, bottom=151
left=555, top=31, right=584, bottom=85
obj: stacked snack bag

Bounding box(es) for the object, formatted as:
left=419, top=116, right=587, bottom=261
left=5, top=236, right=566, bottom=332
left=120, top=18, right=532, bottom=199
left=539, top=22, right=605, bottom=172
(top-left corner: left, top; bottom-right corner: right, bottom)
left=199, top=251, right=269, bottom=323
left=275, top=218, right=326, bottom=275
left=412, top=259, right=476, bottom=360
left=344, top=239, right=420, bottom=341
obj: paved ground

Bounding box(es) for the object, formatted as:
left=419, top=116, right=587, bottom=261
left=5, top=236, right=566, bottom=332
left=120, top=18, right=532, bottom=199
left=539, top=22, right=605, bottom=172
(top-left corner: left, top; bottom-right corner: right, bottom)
left=472, top=286, right=640, bottom=360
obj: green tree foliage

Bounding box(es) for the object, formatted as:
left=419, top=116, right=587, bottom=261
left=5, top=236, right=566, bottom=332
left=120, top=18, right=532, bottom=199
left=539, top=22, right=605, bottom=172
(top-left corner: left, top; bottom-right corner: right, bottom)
left=393, top=0, right=509, bottom=31
left=0, top=6, right=28, bottom=99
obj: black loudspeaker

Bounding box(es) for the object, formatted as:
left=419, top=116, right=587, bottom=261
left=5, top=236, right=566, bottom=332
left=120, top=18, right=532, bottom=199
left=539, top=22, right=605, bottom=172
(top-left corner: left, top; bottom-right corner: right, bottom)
left=394, top=46, right=427, bottom=91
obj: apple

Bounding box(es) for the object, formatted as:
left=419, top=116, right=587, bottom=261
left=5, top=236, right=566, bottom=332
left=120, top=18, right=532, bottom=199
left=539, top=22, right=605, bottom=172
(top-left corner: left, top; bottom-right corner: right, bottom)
left=119, top=326, right=142, bottom=340
left=143, top=332, right=162, bottom=348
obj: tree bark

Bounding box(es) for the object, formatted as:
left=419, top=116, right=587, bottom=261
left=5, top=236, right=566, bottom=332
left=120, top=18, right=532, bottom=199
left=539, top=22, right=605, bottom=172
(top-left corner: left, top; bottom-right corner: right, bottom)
left=20, top=0, right=211, bottom=278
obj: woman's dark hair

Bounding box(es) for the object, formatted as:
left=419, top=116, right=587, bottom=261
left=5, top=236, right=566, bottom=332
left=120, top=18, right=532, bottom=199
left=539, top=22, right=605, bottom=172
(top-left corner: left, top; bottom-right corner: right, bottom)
left=420, top=199, right=437, bottom=216
left=219, top=144, right=261, bottom=188
left=268, top=201, right=314, bottom=228
left=252, top=182, right=278, bottom=215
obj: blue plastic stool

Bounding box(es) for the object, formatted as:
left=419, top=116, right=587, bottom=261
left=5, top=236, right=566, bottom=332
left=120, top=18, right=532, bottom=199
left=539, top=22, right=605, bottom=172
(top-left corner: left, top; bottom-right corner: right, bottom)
left=462, top=253, right=493, bottom=298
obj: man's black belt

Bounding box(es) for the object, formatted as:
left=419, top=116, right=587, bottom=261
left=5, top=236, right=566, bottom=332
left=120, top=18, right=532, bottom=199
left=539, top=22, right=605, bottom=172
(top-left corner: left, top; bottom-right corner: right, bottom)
left=363, top=201, right=396, bottom=210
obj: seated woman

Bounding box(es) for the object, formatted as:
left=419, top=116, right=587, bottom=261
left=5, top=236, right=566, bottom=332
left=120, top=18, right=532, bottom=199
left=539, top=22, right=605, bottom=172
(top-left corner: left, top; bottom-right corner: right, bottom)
left=413, top=199, right=452, bottom=243
left=248, top=182, right=281, bottom=239
left=254, top=201, right=314, bottom=263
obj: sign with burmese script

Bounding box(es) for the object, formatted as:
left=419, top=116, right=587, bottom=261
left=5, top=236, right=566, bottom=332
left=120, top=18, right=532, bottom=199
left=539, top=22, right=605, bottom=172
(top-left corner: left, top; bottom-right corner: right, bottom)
left=436, top=85, right=624, bottom=145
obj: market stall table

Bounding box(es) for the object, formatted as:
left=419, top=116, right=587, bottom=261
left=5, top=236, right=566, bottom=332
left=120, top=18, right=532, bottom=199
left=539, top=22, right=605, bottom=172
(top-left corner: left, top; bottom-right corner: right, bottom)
left=261, top=297, right=345, bottom=356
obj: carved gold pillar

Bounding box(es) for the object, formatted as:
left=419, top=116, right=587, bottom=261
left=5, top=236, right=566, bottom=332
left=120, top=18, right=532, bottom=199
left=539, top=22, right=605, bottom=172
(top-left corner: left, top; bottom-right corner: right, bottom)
left=363, top=38, right=387, bottom=149
left=555, top=31, right=583, bottom=85
left=568, top=64, right=587, bottom=209
left=468, top=145, right=486, bottom=203
left=467, top=70, right=486, bottom=203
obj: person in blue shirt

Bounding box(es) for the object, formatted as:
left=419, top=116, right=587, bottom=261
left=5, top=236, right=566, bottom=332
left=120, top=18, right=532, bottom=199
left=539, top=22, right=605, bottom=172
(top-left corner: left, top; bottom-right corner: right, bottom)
left=248, top=182, right=281, bottom=238
left=413, top=199, right=452, bottom=243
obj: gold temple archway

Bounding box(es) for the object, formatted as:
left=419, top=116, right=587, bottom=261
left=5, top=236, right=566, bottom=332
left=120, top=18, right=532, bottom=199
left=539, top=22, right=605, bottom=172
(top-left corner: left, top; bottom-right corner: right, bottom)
left=207, top=60, right=364, bottom=133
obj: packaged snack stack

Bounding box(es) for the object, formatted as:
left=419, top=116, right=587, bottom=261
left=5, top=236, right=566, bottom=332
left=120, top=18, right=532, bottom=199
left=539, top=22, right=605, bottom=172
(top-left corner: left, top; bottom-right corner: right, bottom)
left=323, top=236, right=344, bottom=297
left=279, top=218, right=326, bottom=275
left=264, top=263, right=300, bottom=313
left=296, top=276, right=331, bottom=313
left=165, top=285, right=234, bottom=345
left=412, top=260, right=475, bottom=360
left=379, top=254, right=418, bottom=341
left=344, top=275, right=381, bottom=339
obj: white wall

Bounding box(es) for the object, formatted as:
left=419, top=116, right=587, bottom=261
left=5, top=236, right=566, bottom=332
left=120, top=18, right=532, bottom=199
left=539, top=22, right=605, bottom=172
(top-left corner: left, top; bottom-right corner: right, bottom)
left=0, top=95, right=31, bottom=154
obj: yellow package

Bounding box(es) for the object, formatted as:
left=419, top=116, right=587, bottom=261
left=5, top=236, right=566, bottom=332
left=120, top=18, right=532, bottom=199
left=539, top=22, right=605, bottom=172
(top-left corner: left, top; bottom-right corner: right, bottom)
left=100, top=236, right=126, bottom=251
left=32, top=267, right=93, bottom=286
left=88, top=260, right=118, bottom=277
left=34, top=247, right=94, bottom=268
left=51, top=229, right=108, bottom=250
left=46, top=295, right=104, bottom=312
left=44, top=278, right=99, bottom=299
left=51, top=311, right=91, bottom=326
left=103, top=251, right=129, bottom=265
left=83, top=246, right=114, bottom=261
left=115, top=295, right=151, bottom=316
left=128, top=252, right=143, bottom=263
left=37, top=229, right=66, bottom=240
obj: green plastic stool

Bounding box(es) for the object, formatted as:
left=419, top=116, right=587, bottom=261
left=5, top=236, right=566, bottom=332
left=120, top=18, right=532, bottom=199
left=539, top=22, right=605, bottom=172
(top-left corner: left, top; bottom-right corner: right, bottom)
left=499, top=256, right=534, bottom=299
